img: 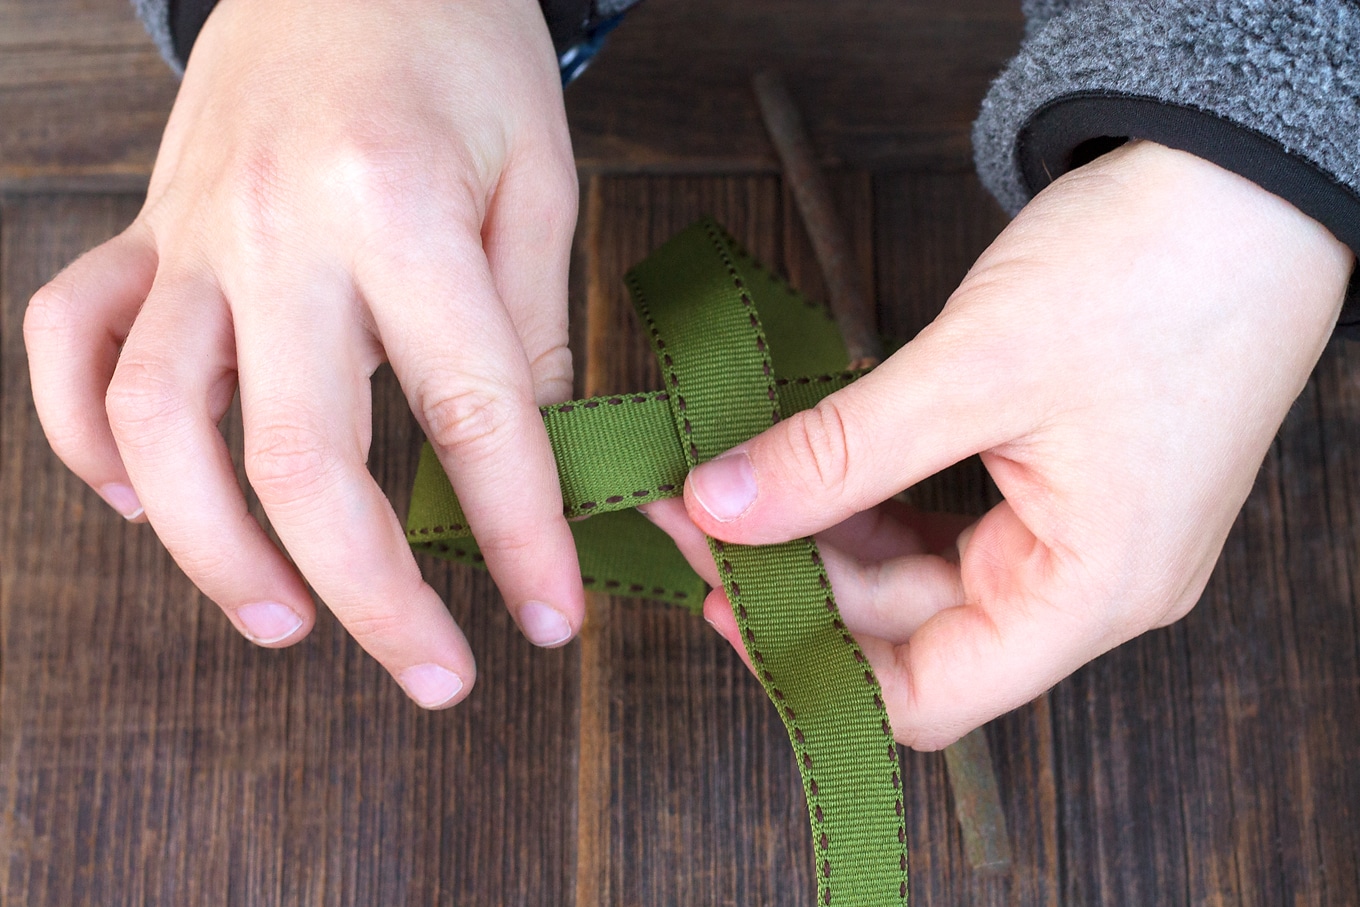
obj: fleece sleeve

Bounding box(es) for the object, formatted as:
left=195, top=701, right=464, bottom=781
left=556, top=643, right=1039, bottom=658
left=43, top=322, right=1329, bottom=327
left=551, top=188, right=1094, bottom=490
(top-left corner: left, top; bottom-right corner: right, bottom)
left=973, top=0, right=1360, bottom=331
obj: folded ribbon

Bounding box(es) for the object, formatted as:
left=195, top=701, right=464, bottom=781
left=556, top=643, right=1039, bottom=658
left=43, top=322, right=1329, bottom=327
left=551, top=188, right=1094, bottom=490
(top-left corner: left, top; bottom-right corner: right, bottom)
left=407, top=218, right=909, bottom=904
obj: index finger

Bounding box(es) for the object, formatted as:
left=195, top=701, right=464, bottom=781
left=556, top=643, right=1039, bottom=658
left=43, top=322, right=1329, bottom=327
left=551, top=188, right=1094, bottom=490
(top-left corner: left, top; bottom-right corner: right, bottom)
left=360, top=235, right=585, bottom=648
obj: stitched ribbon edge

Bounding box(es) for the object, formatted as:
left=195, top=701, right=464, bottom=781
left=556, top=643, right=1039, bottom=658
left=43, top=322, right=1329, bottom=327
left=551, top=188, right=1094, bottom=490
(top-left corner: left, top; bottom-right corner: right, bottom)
left=404, top=217, right=911, bottom=903
left=626, top=219, right=908, bottom=904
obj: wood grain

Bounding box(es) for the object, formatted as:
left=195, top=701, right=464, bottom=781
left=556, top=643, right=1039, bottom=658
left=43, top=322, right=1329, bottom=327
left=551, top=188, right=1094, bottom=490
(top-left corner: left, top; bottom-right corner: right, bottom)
left=574, top=177, right=614, bottom=907
left=0, top=1, right=176, bottom=191
left=568, top=0, right=1023, bottom=173
left=4, top=0, right=1360, bottom=898
left=0, top=195, right=579, bottom=906
left=0, top=0, right=1022, bottom=191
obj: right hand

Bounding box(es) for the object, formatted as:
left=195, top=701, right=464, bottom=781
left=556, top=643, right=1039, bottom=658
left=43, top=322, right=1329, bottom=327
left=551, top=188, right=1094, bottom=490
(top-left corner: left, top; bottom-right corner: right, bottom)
left=643, top=142, right=1353, bottom=748
left=24, top=0, right=585, bottom=708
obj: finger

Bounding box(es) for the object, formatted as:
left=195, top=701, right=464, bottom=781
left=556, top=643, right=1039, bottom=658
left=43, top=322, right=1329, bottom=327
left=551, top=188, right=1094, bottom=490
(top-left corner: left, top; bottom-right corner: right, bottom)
left=233, top=273, right=475, bottom=708
left=645, top=497, right=965, bottom=644
left=869, top=502, right=1116, bottom=751
left=482, top=153, right=579, bottom=406
left=106, top=273, right=315, bottom=647
left=702, top=588, right=754, bottom=673
left=815, top=499, right=973, bottom=563
left=636, top=499, right=720, bottom=587
left=359, top=233, right=584, bottom=649
left=682, top=319, right=1041, bottom=544
left=25, top=224, right=156, bottom=519
left=819, top=544, right=965, bottom=645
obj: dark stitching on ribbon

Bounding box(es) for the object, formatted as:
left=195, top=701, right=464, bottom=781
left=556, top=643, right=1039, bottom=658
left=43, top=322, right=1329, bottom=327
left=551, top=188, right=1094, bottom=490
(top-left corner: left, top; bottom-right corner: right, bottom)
left=408, top=523, right=465, bottom=537
left=622, top=221, right=904, bottom=901
left=707, top=222, right=911, bottom=901
left=624, top=270, right=696, bottom=470
left=726, top=233, right=839, bottom=320
left=808, top=509, right=907, bottom=899
left=544, top=390, right=672, bottom=416
left=571, top=483, right=680, bottom=516
left=414, top=553, right=690, bottom=602
left=717, top=547, right=830, bottom=900
left=703, top=223, right=781, bottom=427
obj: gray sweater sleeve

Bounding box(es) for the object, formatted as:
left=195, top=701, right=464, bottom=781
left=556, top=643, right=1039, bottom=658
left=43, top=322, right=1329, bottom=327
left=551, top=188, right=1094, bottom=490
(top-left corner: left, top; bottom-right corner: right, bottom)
left=973, top=0, right=1360, bottom=326
left=131, top=0, right=181, bottom=74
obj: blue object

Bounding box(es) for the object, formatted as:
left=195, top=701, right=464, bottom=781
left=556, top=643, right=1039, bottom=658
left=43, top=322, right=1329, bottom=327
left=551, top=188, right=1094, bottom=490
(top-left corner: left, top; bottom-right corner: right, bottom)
left=559, top=14, right=626, bottom=86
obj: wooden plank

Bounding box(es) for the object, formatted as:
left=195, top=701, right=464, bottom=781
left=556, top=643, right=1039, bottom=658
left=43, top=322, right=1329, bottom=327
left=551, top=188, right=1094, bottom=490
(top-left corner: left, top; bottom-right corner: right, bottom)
left=0, top=0, right=1022, bottom=190
left=0, top=195, right=579, bottom=905
left=574, top=177, right=615, bottom=907
left=0, top=0, right=175, bottom=192
left=569, top=0, right=1023, bottom=173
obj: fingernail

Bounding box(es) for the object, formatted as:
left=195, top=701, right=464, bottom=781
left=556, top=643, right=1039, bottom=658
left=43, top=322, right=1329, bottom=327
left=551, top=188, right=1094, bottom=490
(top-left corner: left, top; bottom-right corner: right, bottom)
left=688, top=451, right=757, bottom=522
left=237, top=601, right=304, bottom=644
left=99, top=482, right=144, bottom=520
left=519, top=601, right=573, bottom=647
left=399, top=663, right=465, bottom=709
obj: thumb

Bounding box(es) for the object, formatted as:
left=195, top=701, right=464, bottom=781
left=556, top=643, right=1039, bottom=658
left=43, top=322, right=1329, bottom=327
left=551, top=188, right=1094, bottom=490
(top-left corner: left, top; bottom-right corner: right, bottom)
left=682, top=320, right=1036, bottom=544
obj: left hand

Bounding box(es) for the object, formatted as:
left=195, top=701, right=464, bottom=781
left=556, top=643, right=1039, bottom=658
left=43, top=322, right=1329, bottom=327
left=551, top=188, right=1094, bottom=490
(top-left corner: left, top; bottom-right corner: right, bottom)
left=642, top=141, right=1354, bottom=750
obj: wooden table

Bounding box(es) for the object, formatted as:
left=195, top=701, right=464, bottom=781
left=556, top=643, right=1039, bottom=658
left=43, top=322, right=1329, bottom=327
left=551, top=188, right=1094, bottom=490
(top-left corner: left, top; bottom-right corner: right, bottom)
left=3, top=1, right=1358, bottom=903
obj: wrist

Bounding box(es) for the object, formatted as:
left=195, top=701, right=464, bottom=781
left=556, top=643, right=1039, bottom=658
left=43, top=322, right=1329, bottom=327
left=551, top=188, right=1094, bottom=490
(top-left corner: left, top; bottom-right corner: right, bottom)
left=1063, top=140, right=1353, bottom=339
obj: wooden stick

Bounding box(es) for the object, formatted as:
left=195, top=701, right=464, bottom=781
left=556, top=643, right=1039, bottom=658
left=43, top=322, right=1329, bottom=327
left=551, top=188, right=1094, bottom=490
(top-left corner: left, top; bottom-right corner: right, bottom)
left=944, top=728, right=1013, bottom=871
left=752, top=70, right=882, bottom=368
left=753, top=69, right=1012, bottom=873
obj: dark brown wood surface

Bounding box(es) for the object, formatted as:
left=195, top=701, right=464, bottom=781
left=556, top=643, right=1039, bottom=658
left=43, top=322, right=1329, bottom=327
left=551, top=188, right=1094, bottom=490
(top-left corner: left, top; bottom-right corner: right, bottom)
left=0, top=0, right=1023, bottom=189
left=3, top=1, right=1360, bottom=905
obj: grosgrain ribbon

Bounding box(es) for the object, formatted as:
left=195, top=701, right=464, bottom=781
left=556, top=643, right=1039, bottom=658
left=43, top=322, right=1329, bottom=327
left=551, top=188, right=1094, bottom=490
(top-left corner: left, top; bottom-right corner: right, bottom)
left=407, top=219, right=908, bottom=904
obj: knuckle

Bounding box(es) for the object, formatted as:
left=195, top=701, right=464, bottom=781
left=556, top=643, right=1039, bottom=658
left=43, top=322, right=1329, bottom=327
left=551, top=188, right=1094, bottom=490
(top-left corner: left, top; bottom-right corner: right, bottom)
left=105, top=361, right=192, bottom=450
left=527, top=345, right=574, bottom=403
left=418, top=379, right=521, bottom=462
left=1154, top=595, right=1198, bottom=629
left=903, top=726, right=963, bottom=753
left=174, top=544, right=241, bottom=595
left=222, top=144, right=298, bottom=246
left=41, top=415, right=105, bottom=467
left=471, top=526, right=541, bottom=559
left=329, top=139, right=422, bottom=215
left=244, top=421, right=340, bottom=504
left=780, top=398, right=855, bottom=497
left=536, top=162, right=580, bottom=236
left=23, top=282, right=79, bottom=349
left=322, top=133, right=483, bottom=233
left=335, top=604, right=409, bottom=642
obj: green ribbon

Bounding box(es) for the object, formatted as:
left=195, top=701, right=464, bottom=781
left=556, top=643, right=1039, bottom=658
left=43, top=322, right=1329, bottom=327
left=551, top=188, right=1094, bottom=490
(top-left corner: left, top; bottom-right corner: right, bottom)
left=408, top=219, right=908, bottom=904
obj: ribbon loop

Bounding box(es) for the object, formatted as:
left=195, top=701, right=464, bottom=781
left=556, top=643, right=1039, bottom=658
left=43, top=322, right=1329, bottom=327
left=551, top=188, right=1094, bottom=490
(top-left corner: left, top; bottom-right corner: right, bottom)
left=408, top=218, right=909, bottom=904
